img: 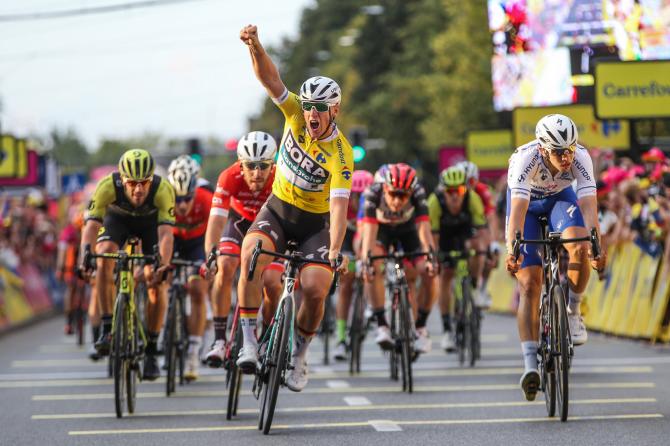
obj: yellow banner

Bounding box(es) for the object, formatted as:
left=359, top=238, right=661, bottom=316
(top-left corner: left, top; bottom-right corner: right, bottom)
left=513, top=104, right=630, bottom=150
left=595, top=61, right=670, bottom=119
left=0, top=135, right=29, bottom=178
left=466, top=130, right=513, bottom=170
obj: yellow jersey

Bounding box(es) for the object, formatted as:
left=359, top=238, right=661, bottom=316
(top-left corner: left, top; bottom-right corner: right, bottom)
left=85, top=173, right=176, bottom=226
left=272, top=90, right=354, bottom=214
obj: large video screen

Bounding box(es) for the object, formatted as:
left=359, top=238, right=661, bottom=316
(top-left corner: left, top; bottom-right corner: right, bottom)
left=488, top=0, right=612, bottom=55
left=604, top=0, right=670, bottom=60
left=491, top=47, right=573, bottom=111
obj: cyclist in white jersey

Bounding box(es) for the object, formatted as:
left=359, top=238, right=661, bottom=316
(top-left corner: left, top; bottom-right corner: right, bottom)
left=505, top=114, right=606, bottom=401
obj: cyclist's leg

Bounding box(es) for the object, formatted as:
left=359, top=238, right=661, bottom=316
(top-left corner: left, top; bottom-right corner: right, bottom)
left=439, top=264, right=456, bottom=351
left=468, top=226, right=490, bottom=307
left=549, top=188, right=590, bottom=344
left=93, top=213, right=127, bottom=354
left=367, top=226, right=391, bottom=350
left=237, top=204, right=285, bottom=371
left=178, top=236, right=207, bottom=378
left=335, top=228, right=356, bottom=353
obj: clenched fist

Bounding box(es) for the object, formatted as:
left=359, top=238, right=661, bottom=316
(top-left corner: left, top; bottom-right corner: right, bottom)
left=240, top=24, right=260, bottom=48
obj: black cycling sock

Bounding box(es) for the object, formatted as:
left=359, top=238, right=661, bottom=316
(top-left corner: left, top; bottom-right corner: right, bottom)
left=442, top=313, right=452, bottom=332
left=91, top=325, right=100, bottom=343
left=213, top=317, right=228, bottom=341
left=147, top=331, right=160, bottom=355
left=373, top=308, right=388, bottom=327
left=416, top=309, right=430, bottom=329
left=101, top=315, right=112, bottom=335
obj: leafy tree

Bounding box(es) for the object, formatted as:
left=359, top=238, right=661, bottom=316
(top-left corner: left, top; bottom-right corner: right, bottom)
left=49, top=128, right=89, bottom=171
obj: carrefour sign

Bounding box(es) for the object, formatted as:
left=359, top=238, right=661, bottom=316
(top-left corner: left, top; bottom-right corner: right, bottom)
left=595, top=61, right=670, bottom=119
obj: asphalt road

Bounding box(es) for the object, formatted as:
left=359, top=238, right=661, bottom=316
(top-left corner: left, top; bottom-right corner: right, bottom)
left=2, top=312, right=670, bottom=446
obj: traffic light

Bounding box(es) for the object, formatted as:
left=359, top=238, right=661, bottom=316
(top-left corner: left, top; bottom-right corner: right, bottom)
left=350, top=128, right=367, bottom=162
left=187, top=138, right=202, bottom=156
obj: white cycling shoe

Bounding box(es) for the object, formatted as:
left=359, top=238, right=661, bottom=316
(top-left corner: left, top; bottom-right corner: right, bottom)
left=375, top=326, right=394, bottom=351
left=184, top=349, right=200, bottom=382
left=236, top=345, right=259, bottom=374
left=205, top=339, right=226, bottom=368
left=286, top=356, right=308, bottom=392
left=333, top=341, right=347, bottom=361
left=441, top=332, right=456, bottom=352
left=568, top=314, right=588, bottom=346
left=414, top=327, right=432, bottom=354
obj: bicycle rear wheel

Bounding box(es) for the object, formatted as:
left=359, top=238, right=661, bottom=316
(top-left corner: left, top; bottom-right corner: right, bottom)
left=165, top=289, right=178, bottom=396
left=260, top=298, right=292, bottom=435
left=112, top=295, right=127, bottom=418
left=553, top=286, right=570, bottom=422
left=227, top=320, right=243, bottom=420
left=398, top=287, right=413, bottom=393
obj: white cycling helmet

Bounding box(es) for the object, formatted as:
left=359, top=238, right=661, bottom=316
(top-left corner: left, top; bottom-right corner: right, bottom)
left=458, top=161, right=479, bottom=183
left=237, top=131, right=277, bottom=162
left=535, top=114, right=578, bottom=150
left=167, top=157, right=198, bottom=196
left=169, top=154, right=200, bottom=176
left=299, top=76, right=341, bottom=105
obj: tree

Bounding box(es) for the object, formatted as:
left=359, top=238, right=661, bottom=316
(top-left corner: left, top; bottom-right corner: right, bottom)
left=49, top=128, right=89, bottom=171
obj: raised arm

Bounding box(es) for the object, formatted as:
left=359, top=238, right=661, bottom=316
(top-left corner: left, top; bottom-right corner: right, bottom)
left=240, top=24, right=286, bottom=99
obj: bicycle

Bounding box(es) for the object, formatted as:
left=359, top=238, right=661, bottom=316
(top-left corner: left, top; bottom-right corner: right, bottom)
left=164, top=257, right=202, bottom=396
left=69, top=275, right=90, bottom=346
left=83, top=239, right=161, bottom=419
left=366, top=249, right=431, bottom=393
left=440, top=249, right=485, bottom=368
left=319, top=288, right=334, bottom=365
left=248, top=240, right=338, bottom=435
left=512, top=220, right=599, bottom=422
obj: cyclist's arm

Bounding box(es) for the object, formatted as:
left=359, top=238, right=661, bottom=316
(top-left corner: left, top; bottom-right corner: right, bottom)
left=360, top=221, right=379, bottom=261
left=205, top=170, right=233, bottom=255
left=241, top=25, right=286, bottom=99
left=506, top=197, right=529, bottom=255
left=329, top=197, right=348, bottom=257
left=157, top=224, right=174, bottom=267
left=204, top=214, right=227, bottom=257
left=80, top=175, right=115, bottom=256
left=80, top=220, right=101, bottom=259
left=578, top=194, right=600, bottom=239
left=417, top=220, right=435, bottom=253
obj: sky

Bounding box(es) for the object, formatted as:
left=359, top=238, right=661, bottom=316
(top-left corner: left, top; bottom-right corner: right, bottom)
left=0, top=0, right=313, bottom=148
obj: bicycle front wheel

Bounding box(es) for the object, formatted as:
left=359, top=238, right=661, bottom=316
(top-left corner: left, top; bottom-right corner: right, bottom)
left=399, top=288, right=413, bottom=393
left=112, top=295, right=127, bottom=418
left=260, top=298, right=292, bottom=435
left=540, top=296, right=556, bottom=417
left=462, top=281, right=477, bottom=368
left=126, top=303, right=139, bottom=414
left=553, top=286, right=570, bottom=422
left=227, top=320, right=243, bottom=420
left=165, top=289, right=178, bottom=397
left=349, top=281, right=365, bottom=375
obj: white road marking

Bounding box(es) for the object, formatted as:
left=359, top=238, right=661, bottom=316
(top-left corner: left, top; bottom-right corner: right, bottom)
left=368, top=420, right=403, bottom=432
left=343, top=396, right=372, bottom=406
left=326, top=380, right=350, bottom=388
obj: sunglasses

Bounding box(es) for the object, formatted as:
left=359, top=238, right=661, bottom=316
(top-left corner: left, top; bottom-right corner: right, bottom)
left=445, top=185, right=467, bottom=197
left=386, top=188, right=410, bottom=199
left=176, top=195, right=194, bottom=204
left=123, top=179, right=151, bottom=188
left=301, top=101, right=331, bottom=113
left=242, top=161, right=272, bottom=171
left=548, top=145, right=576, bottom=157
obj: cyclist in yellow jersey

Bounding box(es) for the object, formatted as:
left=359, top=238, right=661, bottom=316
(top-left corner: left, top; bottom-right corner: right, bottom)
left=237, top=24, right=353, bottom=392
left=80, top=149, right=175, bottom=381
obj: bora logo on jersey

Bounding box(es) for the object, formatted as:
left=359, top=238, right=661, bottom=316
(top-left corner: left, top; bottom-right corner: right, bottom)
left=280, top=130, right=328, bottom=188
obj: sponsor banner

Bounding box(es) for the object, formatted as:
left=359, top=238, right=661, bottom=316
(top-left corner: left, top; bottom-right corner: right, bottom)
left=595, top=60, right=670, bottom=119
left=513, top=104, right=630, bottom=150
left=466, top=130, right=513, bottom=171
left=438, top=146, right=465, bottom=172
left=0, top=135, right=28, bottom=178
left=0, top=264, right=54, bottom=333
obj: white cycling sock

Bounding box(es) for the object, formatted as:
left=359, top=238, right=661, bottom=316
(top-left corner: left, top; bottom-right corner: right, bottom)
left=568, top=289, right=581, bottom=315
left=240, top=316, right=258, bottom=348
left=188, top=335, right=202, bottom=354
left=293, top=331, right=313, bottom=361
left=521, top=341, right=538, bottom=372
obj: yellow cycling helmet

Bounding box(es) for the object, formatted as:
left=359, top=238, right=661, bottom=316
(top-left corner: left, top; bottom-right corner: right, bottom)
left=118, top=149, right=155, bottom=181
left=439, top=165, right=467, bottom=188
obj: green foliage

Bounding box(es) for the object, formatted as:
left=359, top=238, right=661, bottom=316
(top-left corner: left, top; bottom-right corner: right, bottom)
left=49, top=128, right=89, bottom=172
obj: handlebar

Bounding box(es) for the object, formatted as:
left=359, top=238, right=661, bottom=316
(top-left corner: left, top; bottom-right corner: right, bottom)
left=246, top=240, right=342, bottom=295
left=512, top=228, right=601, bottom=261
left=82, top=243, right=164, bottom=279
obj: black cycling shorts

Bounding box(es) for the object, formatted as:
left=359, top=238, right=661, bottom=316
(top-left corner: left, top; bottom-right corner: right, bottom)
left=248, top=195, right=330, bottom=265
left=174, top=235, right=205, bottom=262
left=377, top=223, right=421, bottom=253
left=219, top=208, right=252, bottom=255
left=96, top=211, right=161, bottom=255
left=341, top=227, right=356, bottom=257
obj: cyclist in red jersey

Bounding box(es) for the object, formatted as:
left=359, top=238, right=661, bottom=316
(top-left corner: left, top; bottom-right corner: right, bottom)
left=201, top=132, right=281, bottom=366
left=167, top=156, right=213, bottom=381
left=56, top=206, right=85, bottom=335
